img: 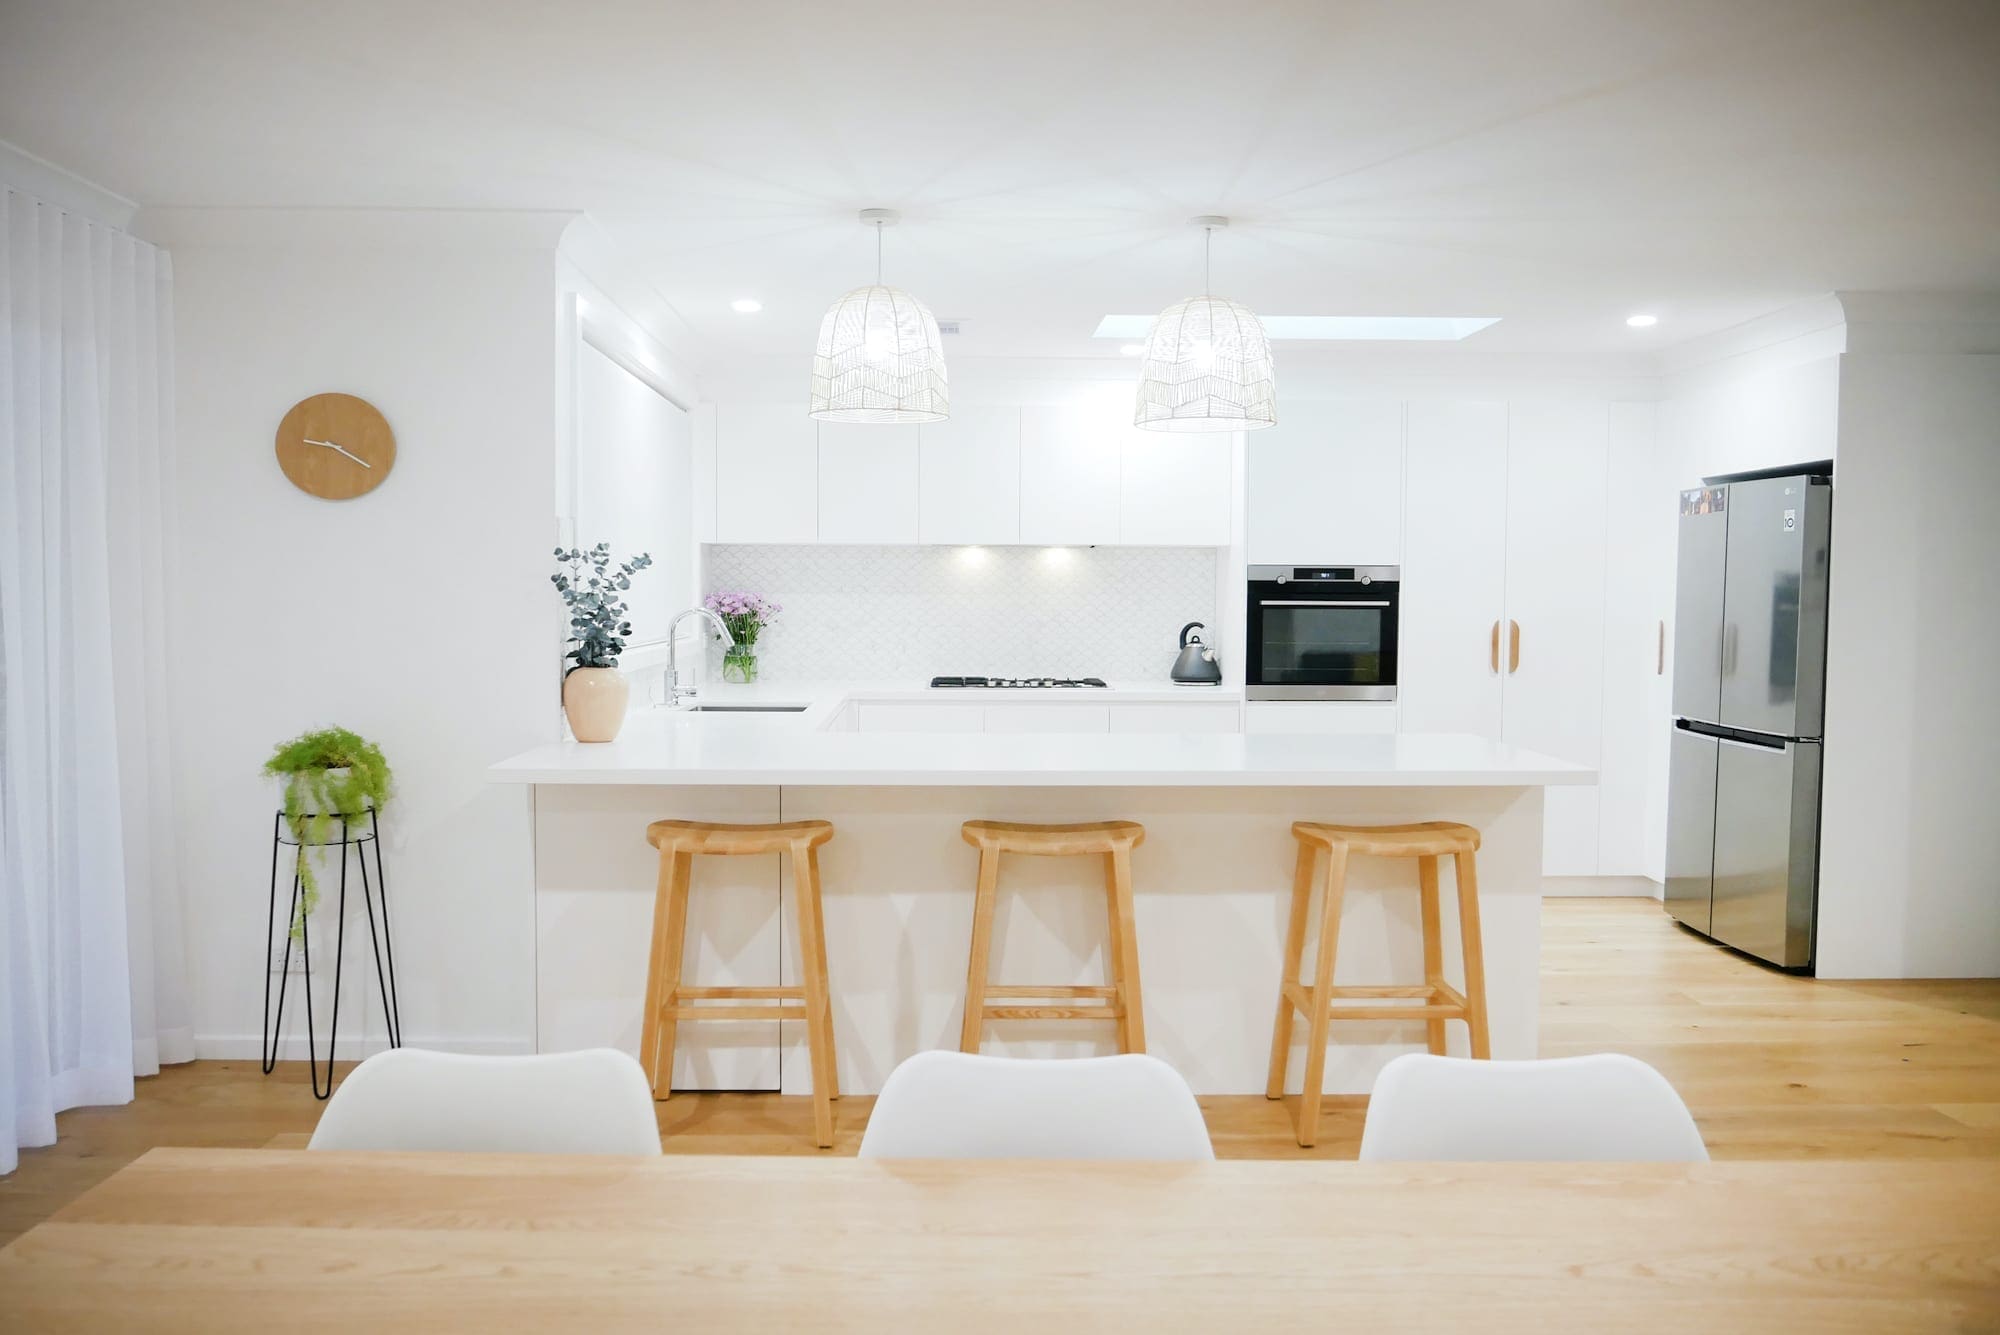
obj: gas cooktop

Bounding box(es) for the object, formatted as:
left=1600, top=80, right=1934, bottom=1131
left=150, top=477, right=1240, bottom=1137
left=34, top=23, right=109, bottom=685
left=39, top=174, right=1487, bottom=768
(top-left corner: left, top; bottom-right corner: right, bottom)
left=930, top=676, right=1108, bottom=689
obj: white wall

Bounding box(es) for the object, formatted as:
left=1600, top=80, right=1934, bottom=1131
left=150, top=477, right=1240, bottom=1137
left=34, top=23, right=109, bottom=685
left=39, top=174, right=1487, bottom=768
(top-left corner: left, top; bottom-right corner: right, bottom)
left=1816, top=351, right=2000, bottom=978
left=152, top=209, right=571, bottom=1056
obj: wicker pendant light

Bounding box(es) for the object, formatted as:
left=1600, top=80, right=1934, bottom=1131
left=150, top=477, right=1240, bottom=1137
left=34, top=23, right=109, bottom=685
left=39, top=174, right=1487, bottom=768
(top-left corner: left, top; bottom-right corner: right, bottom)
left=809, top=209, right=949, bottom=424
left=1133, top=216, right=1276, bottom=432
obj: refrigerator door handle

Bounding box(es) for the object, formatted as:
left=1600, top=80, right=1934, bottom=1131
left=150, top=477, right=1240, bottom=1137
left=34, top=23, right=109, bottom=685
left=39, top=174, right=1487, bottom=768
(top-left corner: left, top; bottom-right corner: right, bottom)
left=1722, top=621, right=1738, bottom=676
left=1657, top=620, right=1666, bottom=675
left=1718, top=733, right=1787, bottom=752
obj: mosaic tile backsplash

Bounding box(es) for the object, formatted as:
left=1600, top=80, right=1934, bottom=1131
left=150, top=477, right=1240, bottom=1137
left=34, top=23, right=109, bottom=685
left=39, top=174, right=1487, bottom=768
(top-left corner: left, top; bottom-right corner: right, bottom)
left=703, top=545, right=1219, bottom=682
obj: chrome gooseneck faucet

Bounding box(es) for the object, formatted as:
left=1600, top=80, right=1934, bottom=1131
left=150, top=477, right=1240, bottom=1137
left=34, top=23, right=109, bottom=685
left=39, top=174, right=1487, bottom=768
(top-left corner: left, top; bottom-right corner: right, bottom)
left=666, top=606, right=735, bottom=706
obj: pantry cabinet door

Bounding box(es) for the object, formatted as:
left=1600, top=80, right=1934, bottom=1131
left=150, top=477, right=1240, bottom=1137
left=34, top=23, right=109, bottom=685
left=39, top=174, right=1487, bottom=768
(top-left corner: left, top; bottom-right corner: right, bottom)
left=1020, top=405, right=1122, bottom=545
left=919, top=407, right=1021, bottom=545
left=1245, top=400, right=1403, bottom=565
left=1399, top=400, right=1508, bottom=740
left=716, top=404, right=818, bottom=542
left=1502, top=400, right=1611, bottom=876
left=1597, top=402, right=1674, bottom=879
left=818, top=421, right=920, bottom=542
left=1120, top=434, right=1231, bottom=545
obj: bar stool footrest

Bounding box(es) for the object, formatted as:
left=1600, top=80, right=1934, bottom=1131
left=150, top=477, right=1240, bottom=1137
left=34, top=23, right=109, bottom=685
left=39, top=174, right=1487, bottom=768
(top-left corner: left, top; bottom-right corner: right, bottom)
left=984, top=1004, right=1123, bottom=1021
left=982, top=985, right=1119, bottom=999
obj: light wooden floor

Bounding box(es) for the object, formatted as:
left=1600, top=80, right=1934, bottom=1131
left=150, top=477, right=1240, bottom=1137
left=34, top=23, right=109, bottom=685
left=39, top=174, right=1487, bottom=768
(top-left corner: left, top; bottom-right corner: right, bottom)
left=4, top=899, right=1996, bottom=1243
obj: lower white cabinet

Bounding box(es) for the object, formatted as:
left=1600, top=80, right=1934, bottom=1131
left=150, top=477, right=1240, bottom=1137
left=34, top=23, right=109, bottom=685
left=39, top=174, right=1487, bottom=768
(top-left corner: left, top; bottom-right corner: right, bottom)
left=854, top=703, right=984, bottom=733
left=850, top=700, right=1244, bottom=735
left=1244, top=702, right=1400, bottom=735
left=984, top=705, right=1109, bottom=733
left=1108, top=702, right=1241, bottom=733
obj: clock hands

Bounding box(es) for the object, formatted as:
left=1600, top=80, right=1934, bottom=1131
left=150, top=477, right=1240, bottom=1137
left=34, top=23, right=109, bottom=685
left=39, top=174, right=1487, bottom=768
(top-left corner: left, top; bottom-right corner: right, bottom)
left=302, top=437, right=373, bottom=468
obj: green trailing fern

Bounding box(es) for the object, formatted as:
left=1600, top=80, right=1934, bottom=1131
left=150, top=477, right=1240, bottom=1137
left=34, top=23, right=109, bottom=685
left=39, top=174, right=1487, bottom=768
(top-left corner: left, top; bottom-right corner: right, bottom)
left=263, top=727, right=392, bottom=937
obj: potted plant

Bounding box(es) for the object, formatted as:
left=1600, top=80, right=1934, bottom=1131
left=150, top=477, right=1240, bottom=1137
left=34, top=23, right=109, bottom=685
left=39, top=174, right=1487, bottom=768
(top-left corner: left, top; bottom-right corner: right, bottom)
left=552, top=543, right=654, bottom=741
left=703, top=591, right=780, bottom=683
left=263, top=726, right=392, bottom=938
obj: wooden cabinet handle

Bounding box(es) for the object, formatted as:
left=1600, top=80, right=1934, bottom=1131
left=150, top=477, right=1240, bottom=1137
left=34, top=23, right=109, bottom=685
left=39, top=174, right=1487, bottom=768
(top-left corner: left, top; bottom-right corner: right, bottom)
left=1657, top=620, right=1666, bottom=676
left=1508, top=620, right=1521, bottom=674
left=1489, top=621, right=1500, bottom=675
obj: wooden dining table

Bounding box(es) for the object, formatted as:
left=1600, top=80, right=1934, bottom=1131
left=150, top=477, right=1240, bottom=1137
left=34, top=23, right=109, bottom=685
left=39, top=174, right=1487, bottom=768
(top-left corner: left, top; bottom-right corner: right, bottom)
left=1, top=1148, right=1995, bottom=1332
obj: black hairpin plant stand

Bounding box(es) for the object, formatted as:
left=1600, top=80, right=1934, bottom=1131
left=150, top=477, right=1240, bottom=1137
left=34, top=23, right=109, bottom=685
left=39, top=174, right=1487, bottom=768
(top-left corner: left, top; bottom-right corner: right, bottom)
left=261, top=805, right=403, bottom=1098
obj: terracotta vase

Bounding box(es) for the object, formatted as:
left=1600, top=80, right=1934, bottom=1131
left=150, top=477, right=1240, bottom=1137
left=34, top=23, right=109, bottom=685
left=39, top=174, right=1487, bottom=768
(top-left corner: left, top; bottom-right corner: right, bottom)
left=563, top=666, right=630, bottom=743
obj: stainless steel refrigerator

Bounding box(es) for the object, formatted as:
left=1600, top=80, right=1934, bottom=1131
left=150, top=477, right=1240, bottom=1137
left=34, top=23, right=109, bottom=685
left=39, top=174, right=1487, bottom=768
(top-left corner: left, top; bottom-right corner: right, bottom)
left=1664, top=465, right=1832, bottom=969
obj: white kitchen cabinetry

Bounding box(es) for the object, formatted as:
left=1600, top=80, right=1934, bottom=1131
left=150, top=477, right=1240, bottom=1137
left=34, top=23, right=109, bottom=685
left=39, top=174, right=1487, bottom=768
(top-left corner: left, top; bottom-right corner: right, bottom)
left=1599, top=402, right=1675, bottom=880
left=984, top=705, right=1110, bottom=734
left=1019, top=405, right=1124, bottom=545
left=1108, top=702, right=1241, bottom=733
left=1395, top=398, right=1636, bottom=878
left=1245, top=400, right=1404, bottom=565
left=855, top=702, right=985, bottom=733
left=1244, top=702, right=1399, bottom=735
left=919, top=407, right=1021, bottom=545
left=715, top=404, right=818, bottom=542
left=1500, top=402, right=1610, bottom=876
left=818, top=421, right=920, bottom=543
left=1400, top=401, right=1510, bottom=739
left=1121, top=436, right=1231, bottom=545
left=850, top=699, right=1244, bottom=735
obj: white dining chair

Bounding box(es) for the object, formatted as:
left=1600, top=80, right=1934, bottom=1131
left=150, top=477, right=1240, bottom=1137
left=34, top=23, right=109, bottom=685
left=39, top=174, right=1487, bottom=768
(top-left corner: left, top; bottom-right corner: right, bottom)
left=858, top=1050, right=1215, bottom=1160
left=1358, top=1052, right=1708, bottom=1162
left=308, top=1047, right=662, bottom=1155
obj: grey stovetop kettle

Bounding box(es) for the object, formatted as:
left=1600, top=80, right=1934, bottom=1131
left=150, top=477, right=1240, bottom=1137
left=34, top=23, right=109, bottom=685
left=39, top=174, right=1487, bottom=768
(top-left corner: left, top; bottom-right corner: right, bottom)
left=1171, top=621, right=1222, bottom=684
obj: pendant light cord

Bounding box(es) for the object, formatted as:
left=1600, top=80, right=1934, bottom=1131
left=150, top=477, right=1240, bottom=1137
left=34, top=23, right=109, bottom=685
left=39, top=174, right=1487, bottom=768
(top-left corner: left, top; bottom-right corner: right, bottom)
left=876, top=221, right=884, bottom=286
left=1204, top=225, right=1212, bottom=296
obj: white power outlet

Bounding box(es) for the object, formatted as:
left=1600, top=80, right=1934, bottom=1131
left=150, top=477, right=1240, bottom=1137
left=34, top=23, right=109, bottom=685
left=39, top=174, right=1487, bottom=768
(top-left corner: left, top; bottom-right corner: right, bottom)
left=268, top=942, right=312, bottom=974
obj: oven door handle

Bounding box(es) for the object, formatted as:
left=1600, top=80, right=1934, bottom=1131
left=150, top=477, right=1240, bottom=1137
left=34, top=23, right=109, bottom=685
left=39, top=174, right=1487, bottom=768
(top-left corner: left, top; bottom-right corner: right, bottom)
left=1258, top=599, right=1392, bottom=608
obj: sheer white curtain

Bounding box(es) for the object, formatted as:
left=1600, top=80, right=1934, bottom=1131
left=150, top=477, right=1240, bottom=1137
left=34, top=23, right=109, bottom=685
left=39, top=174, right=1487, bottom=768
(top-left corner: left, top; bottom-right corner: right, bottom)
left=1, top=187, right=192, bottom=1175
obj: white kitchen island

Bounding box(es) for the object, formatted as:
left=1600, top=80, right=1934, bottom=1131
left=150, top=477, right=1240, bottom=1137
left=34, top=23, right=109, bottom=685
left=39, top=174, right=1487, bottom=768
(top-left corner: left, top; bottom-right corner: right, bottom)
left=490, top=699, right=1590, bottom=1096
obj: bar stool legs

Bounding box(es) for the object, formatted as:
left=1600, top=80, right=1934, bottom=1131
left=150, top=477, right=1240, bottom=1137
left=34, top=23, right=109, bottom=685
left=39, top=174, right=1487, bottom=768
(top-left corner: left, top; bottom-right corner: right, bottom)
left=1267, top=821, right=1490, bottom=1147
left=641, top=819, right=839, bottom=1148
left=959, top=820, right=1148, bottom=1054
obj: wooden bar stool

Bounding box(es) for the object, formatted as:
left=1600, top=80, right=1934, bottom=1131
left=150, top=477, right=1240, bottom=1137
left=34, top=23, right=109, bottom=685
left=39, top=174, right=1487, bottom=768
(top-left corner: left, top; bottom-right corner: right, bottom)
left=640, top=819, right=839, bottom=1148
left=959, top=820, right=1147, bottom=1054
left=1266, top=820, right=1490, bottom=1147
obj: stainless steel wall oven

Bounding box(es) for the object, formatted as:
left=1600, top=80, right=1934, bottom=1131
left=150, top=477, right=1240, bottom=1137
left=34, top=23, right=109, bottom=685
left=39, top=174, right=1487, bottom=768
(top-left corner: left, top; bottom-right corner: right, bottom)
left=1245, top=565, right=1400, bottom=700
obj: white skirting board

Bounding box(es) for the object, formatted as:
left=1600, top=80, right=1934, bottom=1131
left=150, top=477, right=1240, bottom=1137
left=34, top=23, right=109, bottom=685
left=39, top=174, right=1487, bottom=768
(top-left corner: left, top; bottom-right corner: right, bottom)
left=193, top=1035, right=535, bottom=1062
left=1541, top=875, right=1662, bottom=898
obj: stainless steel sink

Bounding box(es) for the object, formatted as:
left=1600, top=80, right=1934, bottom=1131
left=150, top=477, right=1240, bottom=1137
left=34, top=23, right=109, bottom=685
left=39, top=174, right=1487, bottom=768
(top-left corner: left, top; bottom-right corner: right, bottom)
left=686, top=704, right=810, bottom=713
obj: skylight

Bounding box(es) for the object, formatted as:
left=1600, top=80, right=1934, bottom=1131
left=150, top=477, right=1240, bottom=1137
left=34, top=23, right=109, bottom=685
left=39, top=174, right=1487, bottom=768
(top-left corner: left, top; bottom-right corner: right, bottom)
left=1092, top=315, right=1500, bottom=341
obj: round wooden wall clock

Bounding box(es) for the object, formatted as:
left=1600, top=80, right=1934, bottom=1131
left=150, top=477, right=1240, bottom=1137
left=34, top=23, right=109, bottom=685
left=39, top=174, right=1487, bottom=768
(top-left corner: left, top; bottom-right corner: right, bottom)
left=274, top=393, right=397, bottom=499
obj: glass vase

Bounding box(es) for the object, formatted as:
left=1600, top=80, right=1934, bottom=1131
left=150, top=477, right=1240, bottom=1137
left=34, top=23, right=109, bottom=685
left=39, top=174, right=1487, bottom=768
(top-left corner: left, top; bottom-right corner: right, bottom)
left=722, top=647, right=758, bottom=684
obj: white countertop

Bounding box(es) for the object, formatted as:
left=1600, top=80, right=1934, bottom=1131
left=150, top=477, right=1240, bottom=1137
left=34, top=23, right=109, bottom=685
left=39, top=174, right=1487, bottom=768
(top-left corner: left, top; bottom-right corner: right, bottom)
left=489, top=709, right=1591, bottom=788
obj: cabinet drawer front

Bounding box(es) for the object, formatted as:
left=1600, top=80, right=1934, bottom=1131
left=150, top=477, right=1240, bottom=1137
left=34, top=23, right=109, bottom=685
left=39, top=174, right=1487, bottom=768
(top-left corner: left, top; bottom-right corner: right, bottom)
left=1107, top=703, right=1241, bottom=734
left=983, top=705, right=1110, bottom=734
left=854, top=703, right=986, bottom=733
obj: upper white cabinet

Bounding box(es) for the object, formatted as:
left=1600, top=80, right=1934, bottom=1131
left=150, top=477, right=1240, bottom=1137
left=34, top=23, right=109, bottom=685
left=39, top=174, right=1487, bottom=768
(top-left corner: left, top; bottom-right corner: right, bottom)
left=1245, top=400, right=1404, bottom=565
left=715, top=404, right=817, bottom=542
left=1019, top=405, right=1123, bottom=545
left=818, top=421, right=919, bottom=542
left=919, top=407, right=1021, bottom=545
left=1120, top=434, right=1231, bottom=545
left=711, top=399, right=1230, bottom=548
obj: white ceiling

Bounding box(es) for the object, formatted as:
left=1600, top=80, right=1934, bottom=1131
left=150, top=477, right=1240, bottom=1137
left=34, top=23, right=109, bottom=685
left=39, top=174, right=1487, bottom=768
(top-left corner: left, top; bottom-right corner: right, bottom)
left=3, top=0, right=1997, bottom=368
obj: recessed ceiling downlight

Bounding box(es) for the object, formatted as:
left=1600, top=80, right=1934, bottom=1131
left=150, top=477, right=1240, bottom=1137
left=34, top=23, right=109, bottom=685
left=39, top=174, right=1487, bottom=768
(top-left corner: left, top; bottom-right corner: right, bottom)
left=1626, top=313, right=1659, bottom=328
left=731, top=298, right=763, bottom=313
